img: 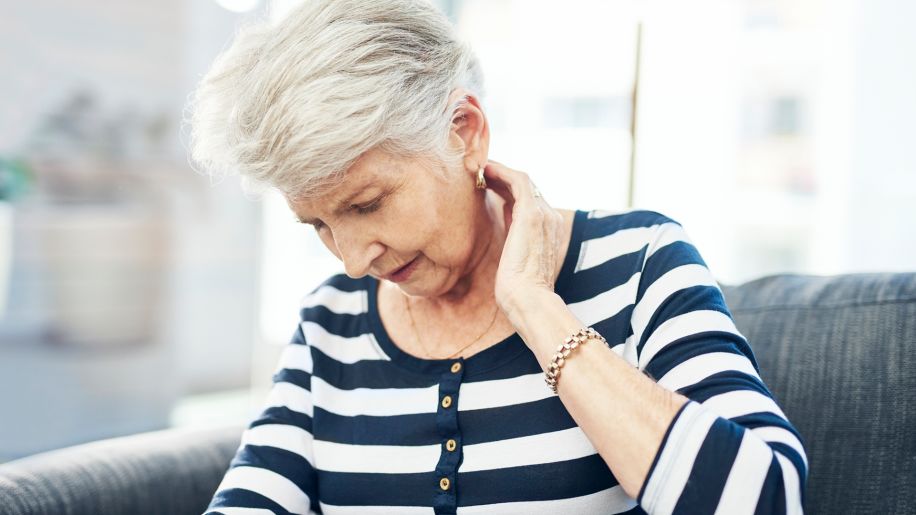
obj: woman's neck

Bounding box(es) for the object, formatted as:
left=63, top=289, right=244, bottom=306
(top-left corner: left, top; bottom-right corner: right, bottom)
left=390, top=193, right=574, bottom=323
left=407, top=192, right=506, bottom=320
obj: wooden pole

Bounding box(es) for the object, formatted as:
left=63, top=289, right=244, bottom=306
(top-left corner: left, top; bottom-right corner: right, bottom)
left=627, top=21, right=643, bottom=209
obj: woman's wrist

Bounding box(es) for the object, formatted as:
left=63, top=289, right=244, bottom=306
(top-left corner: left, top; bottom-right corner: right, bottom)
left=502, top=289, right=586, bottom=372
left=500, top=287, right=561, bottom=328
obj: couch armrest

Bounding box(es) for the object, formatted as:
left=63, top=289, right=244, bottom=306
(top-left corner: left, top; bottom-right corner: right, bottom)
left=0, top=424, right=244, bottom=515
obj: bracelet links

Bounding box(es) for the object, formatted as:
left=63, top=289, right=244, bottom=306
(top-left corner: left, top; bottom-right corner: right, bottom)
left=544, top=326, right=606, bottom=394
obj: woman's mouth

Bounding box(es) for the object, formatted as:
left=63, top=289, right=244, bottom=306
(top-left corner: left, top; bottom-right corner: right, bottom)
left=387, top=256, right=419, bottom=283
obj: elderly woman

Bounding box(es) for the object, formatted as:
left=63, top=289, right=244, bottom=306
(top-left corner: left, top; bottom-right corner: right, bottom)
left=190, top=1, right=808, bottom=514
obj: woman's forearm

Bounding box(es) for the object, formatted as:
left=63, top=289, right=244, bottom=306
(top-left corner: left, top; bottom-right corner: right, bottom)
left=506, top=289, right=689, bottom=500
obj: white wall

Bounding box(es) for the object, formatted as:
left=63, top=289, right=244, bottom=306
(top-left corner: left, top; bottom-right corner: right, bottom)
left=634, top=0, right=916, bottom=283
left=845, top=0, right=916, bottom=271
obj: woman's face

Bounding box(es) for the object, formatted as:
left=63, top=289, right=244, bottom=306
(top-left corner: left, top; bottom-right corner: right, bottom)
left=286, top=146, right=493, bottom=298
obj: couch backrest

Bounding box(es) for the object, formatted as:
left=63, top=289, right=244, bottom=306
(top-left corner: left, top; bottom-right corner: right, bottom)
left=721, top=273, right=916, bottom=515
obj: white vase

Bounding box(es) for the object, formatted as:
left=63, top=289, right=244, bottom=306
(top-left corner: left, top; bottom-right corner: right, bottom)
left=34, top=200, right=169, bottom=347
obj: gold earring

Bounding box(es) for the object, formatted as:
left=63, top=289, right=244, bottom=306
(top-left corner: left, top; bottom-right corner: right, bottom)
left=475, top=166, right=487, bottom=189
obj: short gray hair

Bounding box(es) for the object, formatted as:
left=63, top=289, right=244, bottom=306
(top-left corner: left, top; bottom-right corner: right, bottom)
left=187, top=0, right=484, bottom=199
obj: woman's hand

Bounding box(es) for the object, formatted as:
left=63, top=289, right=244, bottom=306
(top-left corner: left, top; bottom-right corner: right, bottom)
left=483, top=160, right=566, bottom=321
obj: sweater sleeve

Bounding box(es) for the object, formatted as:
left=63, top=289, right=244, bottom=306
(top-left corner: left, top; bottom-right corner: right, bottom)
left=203, top=321, right=320, bottom=515
left=630, top=215, right=808, bottom=515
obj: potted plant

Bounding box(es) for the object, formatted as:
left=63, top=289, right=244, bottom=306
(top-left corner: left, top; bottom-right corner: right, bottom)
left=17, top=90, right=172, bottom=348
left=0, top=158, right=30, bottom=318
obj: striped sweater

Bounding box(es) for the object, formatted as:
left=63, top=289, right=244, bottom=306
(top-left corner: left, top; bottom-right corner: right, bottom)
left=205, top=209, right=809, bottom=515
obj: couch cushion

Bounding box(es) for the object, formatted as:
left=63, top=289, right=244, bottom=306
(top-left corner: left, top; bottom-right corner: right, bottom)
left=0, top=424, right=244, bottom=515
left=721, top=273, right=916, bottom=515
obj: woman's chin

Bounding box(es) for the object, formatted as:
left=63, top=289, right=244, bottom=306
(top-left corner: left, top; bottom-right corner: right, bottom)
left=391, top=278, right=445, bottom=300
left=394, top=282, right=429, bottom=298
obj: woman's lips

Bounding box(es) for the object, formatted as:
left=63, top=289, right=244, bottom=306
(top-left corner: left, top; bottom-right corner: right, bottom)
left=388, top=256, right=419, bottom=283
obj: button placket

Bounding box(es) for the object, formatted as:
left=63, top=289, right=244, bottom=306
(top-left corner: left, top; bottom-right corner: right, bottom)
left=433, top=359, right=465, bottom=514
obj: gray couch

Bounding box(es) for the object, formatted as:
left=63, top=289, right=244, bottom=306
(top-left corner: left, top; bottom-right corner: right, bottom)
left=1, top=273, right=914, bottom=515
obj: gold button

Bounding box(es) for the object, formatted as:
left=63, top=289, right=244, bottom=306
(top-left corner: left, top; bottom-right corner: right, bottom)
left=439, top=477, right=450, bottom=490
left=445, top=439, right=457, bottom=451
left=441, top=395, right=452, bottom=408
left=451, top=362, right=462, bottom=373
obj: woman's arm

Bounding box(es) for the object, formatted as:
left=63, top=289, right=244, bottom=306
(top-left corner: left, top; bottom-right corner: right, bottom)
left=482, top=161, right=807, bottom=514
left=504, top=221, right=808, bottom=514
left=204, top=323, right=320, bottom=515
left=507, top=290, right=687, bottom=500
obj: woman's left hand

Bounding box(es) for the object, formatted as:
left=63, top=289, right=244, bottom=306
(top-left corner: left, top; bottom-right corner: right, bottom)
left=483, top=160, right=566, bottom=320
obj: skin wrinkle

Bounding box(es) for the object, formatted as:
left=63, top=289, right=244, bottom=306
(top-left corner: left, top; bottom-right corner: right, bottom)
left=287, top=150, right=525, bottom=340
left=286, top=102, right=514, bottom=348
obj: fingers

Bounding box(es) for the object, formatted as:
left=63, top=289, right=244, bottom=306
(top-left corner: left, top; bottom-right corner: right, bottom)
left=484, top=160, right=555, bottom=234
left=483, top=160, right=539, bottom=206
left=480, top=161, right=514, bottom=228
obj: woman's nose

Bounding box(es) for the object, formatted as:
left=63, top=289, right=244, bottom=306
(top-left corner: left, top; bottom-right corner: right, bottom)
left=333, top=230, right=379, bottom=279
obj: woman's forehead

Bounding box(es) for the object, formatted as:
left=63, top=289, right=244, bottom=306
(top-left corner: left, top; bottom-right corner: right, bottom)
left=286, top=157, right=396, bottom=216
left=334, top=153, right=401, bottom=198
left=290, top=145, right=431, bottom=213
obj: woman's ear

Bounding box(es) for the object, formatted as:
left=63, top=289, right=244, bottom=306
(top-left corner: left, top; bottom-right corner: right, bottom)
left=447, top=88, right=489, bottom=171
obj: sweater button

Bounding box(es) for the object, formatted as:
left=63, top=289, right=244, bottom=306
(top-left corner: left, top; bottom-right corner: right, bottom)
left=439, top=477, right=450, bottom=490
left=441, top=395, right=452, bottom=408
left=445, top=439, right=457, bottom=451
left=451, top=362, right=462, bottom=373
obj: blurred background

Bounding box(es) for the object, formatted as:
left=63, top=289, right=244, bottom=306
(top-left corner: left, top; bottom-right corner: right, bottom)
left=1, top=0, right=914, bottom=462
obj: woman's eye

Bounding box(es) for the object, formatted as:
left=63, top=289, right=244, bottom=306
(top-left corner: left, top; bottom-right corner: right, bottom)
left=354, top=198, right=382, bottom=214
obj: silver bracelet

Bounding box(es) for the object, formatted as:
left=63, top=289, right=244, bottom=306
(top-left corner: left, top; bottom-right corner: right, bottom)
left=544, top=326, right=606, bottom=394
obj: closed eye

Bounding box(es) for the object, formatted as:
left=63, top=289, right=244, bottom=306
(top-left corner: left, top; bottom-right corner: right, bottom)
left=297, top=195, right=385, bottom=231
left=295, top=217, right=325, bottom=231
left=353, top=197, right=383, bottom=215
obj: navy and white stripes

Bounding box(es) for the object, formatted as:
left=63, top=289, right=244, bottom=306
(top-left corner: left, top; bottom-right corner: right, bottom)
left=205, top=209, right=808, bottom=515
